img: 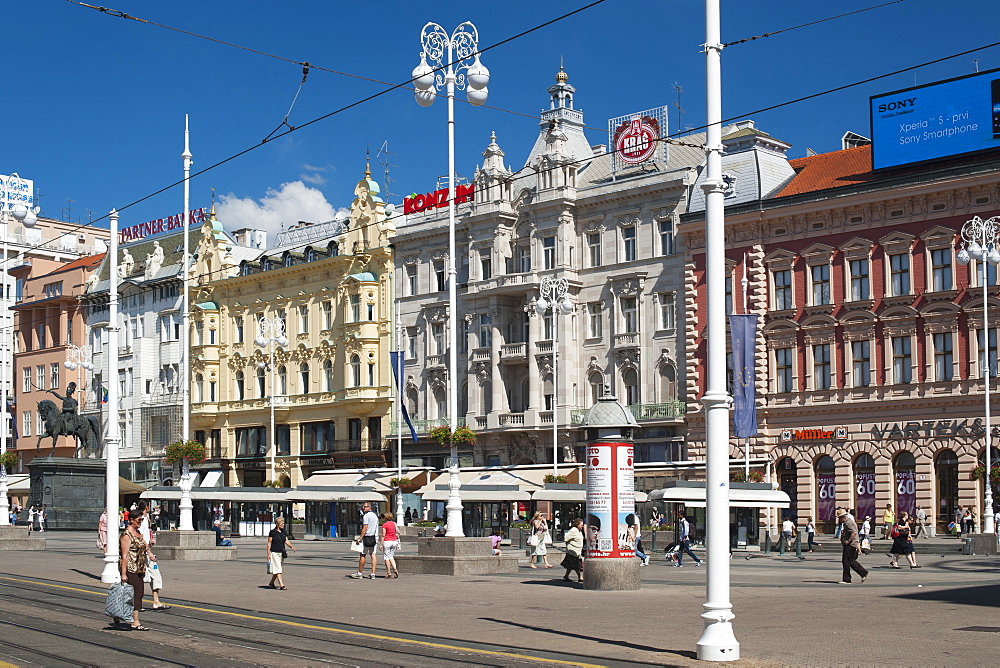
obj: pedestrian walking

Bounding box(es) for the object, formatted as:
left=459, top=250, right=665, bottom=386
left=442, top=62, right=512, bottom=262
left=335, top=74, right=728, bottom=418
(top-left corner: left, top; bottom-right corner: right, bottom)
left=673, top=513, right=702, bottom=567
left=40, top=505, right=48, bottom=532
left=529, top=511, right=553, bottom=568
left=96, top=511, right=108, bottom=553
left=888, top=511, right=920, bottom=569
left=560, top=517, right=584, bottom=582
left=119, top=511, right=151, bottom=630
left=627, top=514, right=650, bottom=565
left=837, top=508, right=868, bottom=584
left=881, top=504, right=895, bottom=539
left=912, top=506, right=928, bottom=538
left=266, top=516, right=296, bottom=589
left=953, top=506, right=964, bottom=534
left=962, top=508, right=974, bottom=534
left=380, top=513, right=400, bottom=579
left=782, top=517, right=797, bottom=551
left=27, top=505, right=37, bottom=533
left=350, top=502, right=379, bottom=579
left=859, top=516, right=872, bottom=553
left=137, top=501, right=170, bottom=610
left=805, top=517, right=821, bottom=552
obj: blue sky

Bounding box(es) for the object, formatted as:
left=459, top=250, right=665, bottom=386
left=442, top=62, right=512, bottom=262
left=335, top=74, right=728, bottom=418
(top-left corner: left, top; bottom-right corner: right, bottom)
left=4, top=1, right=1000, bottom=239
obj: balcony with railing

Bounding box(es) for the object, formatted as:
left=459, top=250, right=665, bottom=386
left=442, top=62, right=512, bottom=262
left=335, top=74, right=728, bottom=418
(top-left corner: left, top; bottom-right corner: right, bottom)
left=499, top=413, right=524, bottom=426
left=614, top=332, right=640, bottom=348
left=571, top=401, right=686, bottom=425
left=499, top=342, right=527, bottom=361
left=388, top=417, right=467, bottom=436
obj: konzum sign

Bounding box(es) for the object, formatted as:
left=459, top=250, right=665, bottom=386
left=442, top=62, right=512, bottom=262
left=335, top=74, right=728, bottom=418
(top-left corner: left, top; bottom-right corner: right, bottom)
left=403, top=184, right=474, bottom=215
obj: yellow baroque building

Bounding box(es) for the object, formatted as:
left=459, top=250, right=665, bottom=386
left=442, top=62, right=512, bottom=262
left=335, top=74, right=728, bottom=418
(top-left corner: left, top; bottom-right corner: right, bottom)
left=188, top=170, right=397, bottom=487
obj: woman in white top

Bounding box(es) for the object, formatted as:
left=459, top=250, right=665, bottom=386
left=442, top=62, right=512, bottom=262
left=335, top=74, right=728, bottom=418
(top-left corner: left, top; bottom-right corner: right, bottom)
left=530, top=511, right=553, bottom=568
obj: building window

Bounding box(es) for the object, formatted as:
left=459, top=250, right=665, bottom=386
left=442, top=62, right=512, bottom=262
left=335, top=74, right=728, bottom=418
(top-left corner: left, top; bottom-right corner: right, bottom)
left=277, top=365, right=287, bottom=395
left=811, top=264, right=831, bottom=305
left=22, top=411, right=31, bottom=438
left=517, top=246, right=531, bottom=273
left=301, top=421, right=335, bottom=453
left=934, top=332, right=953, bottom=381
left=543, top=311, right=553, bottom=340
left=405, top=265, right=417, bottom=295
left=300, top=362, right=310, bottom=393
left=658, top=292, right=675, bottom=330
left=587, top=302, right=602, bottom=338
left=622, top=226, right=636, bottom=262
left=432, top=322, right=445, bottom=355
left=256, top=366, right=266, bottom=398
left=36, top=365, right=45, bottom=391
left=931, top=248, right=952, bottom=291
left=587, top=232, right=601, bottom=268
left=434, top=260, right=446, bottom=291
left=850, top=259, right=869, bottom=301
left=813, top=344, right=831, bottom=390
left=299, top=305, right=309, bottom=333
left=36, top=323, right=46, bottom=349
left=323, top=301, right=333, bottom=329
left=208, top=327, right=216, bottom=345
left=350, top=294, right=360, bottom=322
left=889, top=253, right=910, bottom=295
left=542, top=236, right=556, bottom=270
left=43, top=282, right=63, bottom=298
left=774, top=270, right=792, bottom=310
left=351, top=354, right=362, bottom=387
left=852, top=340, right=871, bottom=387
left=276, top=424, right=290, bottom=456
left=406, top=327, right=418, bottom=359
left=479, top=314, right=492, bottom=348
left=209, top=381, right=217, bottom=403
left=195, top=373, right=204, bottom=403
left=235, top=316, right=244, bottom=343
left=725, top=271, right=734, bottom=315
left=621, top=296, right=638, bottom=333
left=235, top=426, right=267, bottom=457
left=480, top=256, right=492, bottom=280
left=367, top=362, right=375, bottom=386
left=775, top=348, right=793, bottom=393
left=892, top=336, right=912, bottom=384
left=977, top=328, right=998, bottom=378
left=235, top=371, right=245, bottom=400
left=324, top=359, right=334, bottom=391
left=623, top=368, right=639, bottom=405
left=50, top=363, right=59, bottom=390
left=659, top=220, right=673, bottom=256
left=22, top=367, right=30, bottom=393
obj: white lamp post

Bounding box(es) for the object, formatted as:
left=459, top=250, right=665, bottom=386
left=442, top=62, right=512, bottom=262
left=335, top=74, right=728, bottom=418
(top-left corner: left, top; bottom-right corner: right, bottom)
left=413, top=20, right=489, bottom=538
left=255, top=316, right=288, bottom=484
left=534, top=277, right=572, bottom=476
left=64, top=345, right=94, bottom=400
left=0, top=174, right=38, bottom=527
left=698, top=0, right=740, bottom=660
left=101, top=210, right=123, bottom=583
left=956, top=215, right=998, bottom=536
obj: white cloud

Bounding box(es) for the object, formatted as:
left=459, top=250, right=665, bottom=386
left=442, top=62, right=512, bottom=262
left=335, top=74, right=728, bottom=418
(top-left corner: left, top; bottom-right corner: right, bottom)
left=300, top=163, right=335, bottom=185
left=217, top=181, right=346, bottom=241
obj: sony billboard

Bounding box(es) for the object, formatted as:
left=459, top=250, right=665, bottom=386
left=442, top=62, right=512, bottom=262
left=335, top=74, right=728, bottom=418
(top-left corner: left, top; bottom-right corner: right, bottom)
left=870, top=67, right=1000, bottom=170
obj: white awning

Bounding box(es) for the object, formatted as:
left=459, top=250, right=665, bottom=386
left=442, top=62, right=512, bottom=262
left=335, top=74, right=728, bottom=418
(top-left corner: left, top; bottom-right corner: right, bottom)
left=285, top=489, right=387, bottom=502
left=199, top=471, right=224, bottom=487
left=141, top=489, right=183, bottom=500
left=297, top=469, right=399, bottom=494
left=649, top=486, right=790, bottom=509
left=139, top=489, right=289, bottom=502
left=531, top=489, right=649, bottom=503
left=4, top=475, right=29, bottom=492
left=421, top=488, right=531, bottom=502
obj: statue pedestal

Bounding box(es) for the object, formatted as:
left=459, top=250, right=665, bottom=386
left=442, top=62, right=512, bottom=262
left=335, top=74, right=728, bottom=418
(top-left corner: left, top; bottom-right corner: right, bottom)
left=395, top=536, right=518, bottom=575
left=0, top=525, right=46, bottom=550
left=26, top=457, right=106, bottom=531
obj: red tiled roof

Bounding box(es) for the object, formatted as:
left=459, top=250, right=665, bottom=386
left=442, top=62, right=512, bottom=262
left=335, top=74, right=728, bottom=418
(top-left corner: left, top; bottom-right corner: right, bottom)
left=60, top=253, right=105, bottom=271
left=775, top=145, right=874, bottom=197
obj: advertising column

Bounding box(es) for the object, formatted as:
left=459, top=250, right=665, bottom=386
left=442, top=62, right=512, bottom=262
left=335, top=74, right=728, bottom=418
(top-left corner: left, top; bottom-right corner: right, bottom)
left=585, top=439, right=639, bottom=590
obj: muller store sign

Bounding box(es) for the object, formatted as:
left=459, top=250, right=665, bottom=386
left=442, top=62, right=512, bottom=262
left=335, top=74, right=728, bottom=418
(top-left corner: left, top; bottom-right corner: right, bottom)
left=120, top=208, right=207, bottom=244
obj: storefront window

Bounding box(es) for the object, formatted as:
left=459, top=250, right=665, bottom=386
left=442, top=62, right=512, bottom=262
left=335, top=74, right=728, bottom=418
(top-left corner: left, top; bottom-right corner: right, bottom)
left=935, top=449, right=959, bottom=531
left=853, top=453, right=876, bottom=522
left=777, top=457, right=797, bottom=520
left=893, top=451, right=916, bottom=516
left=815, top=455, right=836, bottom=531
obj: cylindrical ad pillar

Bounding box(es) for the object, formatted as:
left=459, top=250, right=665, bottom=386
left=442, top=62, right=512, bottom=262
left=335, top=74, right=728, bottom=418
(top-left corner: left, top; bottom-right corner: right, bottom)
left=585, top=438, right=639, bottom=590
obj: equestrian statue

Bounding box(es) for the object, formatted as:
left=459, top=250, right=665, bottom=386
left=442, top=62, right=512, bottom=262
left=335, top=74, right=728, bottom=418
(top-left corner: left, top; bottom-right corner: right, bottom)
left=36, top=382, right=102, bottom=458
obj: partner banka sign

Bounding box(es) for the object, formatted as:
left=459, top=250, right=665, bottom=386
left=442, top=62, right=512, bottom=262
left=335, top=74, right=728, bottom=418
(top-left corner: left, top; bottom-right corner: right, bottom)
left=119, top=208, right=207, bottom=244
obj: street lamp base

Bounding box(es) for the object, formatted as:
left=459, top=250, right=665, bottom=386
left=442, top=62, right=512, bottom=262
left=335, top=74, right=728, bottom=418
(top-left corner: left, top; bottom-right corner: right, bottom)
left=100, top=556, right=120, bottom=584
left=696, top=619, right=740, bottom=662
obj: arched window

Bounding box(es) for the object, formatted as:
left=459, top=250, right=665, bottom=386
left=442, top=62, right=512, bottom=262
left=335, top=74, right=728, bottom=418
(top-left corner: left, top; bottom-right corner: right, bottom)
left=434, top=386, right=447, bottom=419
left=893, top=451, right=916, bottom=516
left=659, top=364, right=676, bottom=402
left=323, top=359, right=333, bottom=391
left=328, top=241, right=339, bottom=257
left=815, top=455, right=836, bottom=526
left=284, top=254, right=294, bottom=267
left=776, top=457, right=798, bottom=520
left=256, top=365, right=266, bottom=398
left=235, top=370, right=245, bottom=401
left=195, top=373, right=204, bottom=403
left=350, top=354, right=361, bottom=387
left=853, top=453, right=876, bottom=521
left=277, top=365, right=287, bottom=395
left=306, top=248, right=316, bottom=262
left=460, top=380, right=469, bottom=416
left=623, top=368, right=639, bottom=406
left=589, top=371, right=605, bottom=405
left=300, top=362, right=310, bottom=393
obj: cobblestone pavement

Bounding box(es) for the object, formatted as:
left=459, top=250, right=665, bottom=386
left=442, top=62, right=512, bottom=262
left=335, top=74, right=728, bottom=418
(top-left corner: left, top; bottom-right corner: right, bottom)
left=1, top=531, right=996, bottom=666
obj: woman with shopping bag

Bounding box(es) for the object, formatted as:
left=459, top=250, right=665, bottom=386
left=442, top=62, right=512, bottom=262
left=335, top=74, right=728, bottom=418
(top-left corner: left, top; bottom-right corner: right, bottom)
left=119, top=512, right=151, bottom=630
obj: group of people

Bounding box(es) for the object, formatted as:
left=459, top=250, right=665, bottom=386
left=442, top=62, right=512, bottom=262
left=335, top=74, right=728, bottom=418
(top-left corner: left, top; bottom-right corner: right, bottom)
left=347, top=502, right=400, bottom=580
left=11, top=504, right=48, bottom=531
left=838, top=504, right=925, bottom=584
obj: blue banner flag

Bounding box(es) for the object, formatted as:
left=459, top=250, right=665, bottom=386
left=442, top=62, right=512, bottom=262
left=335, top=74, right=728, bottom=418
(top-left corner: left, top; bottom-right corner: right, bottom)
left=7, top=398, right=17, bottom=441
left=729, top=314, right=759, bottom=439
left=389, top=351, right=418, bottom=444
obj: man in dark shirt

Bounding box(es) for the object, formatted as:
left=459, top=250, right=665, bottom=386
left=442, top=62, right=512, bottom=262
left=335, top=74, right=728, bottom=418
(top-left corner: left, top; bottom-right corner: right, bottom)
left=837, top=508, right=869, bottom=584
left=213, top=520, right=232, bottom=546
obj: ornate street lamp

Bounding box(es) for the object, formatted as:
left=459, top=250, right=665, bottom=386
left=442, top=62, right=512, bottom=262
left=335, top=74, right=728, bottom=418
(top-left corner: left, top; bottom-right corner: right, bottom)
left=413, top=21, right=489, bottom=537
left=534, top=277, right=572, bottom=476
left=956, top=215, right=998, bottom=535
left=255, top=316, right=288, bottom=484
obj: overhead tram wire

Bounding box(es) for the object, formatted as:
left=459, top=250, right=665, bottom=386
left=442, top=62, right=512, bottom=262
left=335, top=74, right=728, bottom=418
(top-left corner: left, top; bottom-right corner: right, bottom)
left=722, top=0, right=908, bottom=47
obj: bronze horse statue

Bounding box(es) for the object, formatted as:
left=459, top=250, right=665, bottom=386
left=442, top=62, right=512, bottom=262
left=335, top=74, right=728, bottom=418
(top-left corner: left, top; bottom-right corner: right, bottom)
left=36, top=399, right=102, bottom=458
